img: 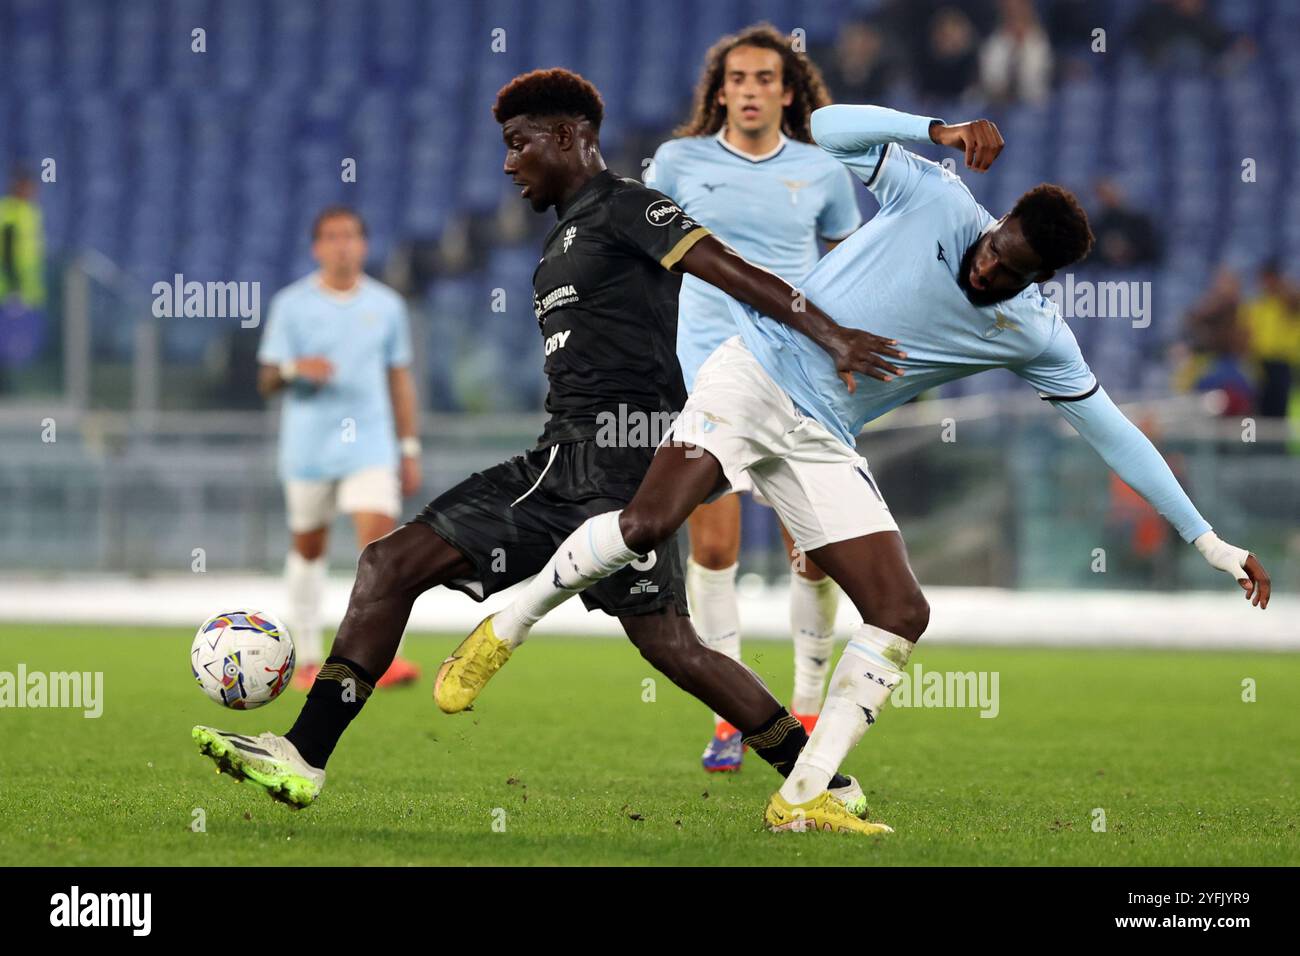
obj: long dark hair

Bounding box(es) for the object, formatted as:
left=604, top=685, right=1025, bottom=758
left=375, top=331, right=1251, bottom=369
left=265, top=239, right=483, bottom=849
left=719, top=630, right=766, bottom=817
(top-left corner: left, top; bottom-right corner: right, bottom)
left=674, top=22, right=832, bottom=143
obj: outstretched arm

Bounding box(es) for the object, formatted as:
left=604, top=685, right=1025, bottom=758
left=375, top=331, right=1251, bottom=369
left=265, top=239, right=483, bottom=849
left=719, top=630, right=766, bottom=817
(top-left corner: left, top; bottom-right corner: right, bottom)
left=677, top=234, right=905, bottom=391
left=811, top=104, right=1005, bottom=174
left=1050, top=387, right=1270, bottom=607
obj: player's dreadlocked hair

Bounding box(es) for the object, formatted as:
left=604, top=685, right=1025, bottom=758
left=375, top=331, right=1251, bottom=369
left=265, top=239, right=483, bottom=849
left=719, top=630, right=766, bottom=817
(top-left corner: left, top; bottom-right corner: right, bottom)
left=674, top=22, right=832, bottom=143
left=1010, top=184, right=1095, bottom=272
left=493, top=68, right=604, bottom=131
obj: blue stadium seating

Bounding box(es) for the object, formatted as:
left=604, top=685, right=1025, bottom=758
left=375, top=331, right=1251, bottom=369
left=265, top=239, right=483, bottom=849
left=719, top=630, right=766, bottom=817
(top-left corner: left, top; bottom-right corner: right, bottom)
left=1, top=0, right=1295, bottom=407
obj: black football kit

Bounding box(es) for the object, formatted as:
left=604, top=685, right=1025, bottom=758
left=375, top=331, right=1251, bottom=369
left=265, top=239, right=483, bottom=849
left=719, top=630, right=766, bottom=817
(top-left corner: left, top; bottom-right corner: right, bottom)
left=415, top=170, right=711, bottom=616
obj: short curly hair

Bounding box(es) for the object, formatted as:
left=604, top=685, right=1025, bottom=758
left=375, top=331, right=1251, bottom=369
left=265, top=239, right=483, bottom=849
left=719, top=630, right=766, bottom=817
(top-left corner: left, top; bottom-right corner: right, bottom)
left=493, top=68, right=604, bottom=131
left=1010, top=184, right=1095, bottom=272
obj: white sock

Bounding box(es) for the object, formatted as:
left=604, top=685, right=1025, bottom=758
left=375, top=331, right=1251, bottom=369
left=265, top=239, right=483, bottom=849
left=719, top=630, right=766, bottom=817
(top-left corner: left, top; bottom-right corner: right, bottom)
left=779, top=623, right=913, bottom=805
left=685, top=559, right=741, bottom=726
left=790, top=572, right=839, bottom=716
left=493, top=511, right=639, bottom=648
left=286, top=550, right=326, bottom=666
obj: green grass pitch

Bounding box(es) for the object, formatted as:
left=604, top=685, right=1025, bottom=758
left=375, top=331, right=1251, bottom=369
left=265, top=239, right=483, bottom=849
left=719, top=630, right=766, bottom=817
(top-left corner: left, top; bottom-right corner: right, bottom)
left=0, top=623, right=1296, bottom=866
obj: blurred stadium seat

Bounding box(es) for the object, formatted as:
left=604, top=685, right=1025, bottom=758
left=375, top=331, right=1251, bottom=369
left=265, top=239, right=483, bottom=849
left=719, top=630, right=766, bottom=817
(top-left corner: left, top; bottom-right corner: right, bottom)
left=0, top=0, right=1295, bottom=587
left=1, top=0, right=1297, bottom=405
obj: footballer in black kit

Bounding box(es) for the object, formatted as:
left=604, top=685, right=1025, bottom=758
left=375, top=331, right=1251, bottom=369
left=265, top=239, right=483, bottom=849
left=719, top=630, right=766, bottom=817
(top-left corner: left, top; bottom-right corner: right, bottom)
left=415, top=167, right=709, bottom=616
left=190, top=67, right=905, bottom=810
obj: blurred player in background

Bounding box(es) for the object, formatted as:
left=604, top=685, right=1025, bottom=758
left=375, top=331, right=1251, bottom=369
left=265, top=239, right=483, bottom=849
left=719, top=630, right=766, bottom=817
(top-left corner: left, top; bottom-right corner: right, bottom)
left=0, top=168, right=47, bottom=394
left=646, top=23, right=861, bottom=771
left=256, top=206, right=422, bottom=690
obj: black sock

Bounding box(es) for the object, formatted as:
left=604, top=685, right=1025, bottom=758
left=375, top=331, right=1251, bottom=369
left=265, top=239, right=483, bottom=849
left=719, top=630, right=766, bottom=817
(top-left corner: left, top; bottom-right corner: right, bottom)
left=284, top=656, right=377, bottom=769
left=742, top=708, right=851, bottom=789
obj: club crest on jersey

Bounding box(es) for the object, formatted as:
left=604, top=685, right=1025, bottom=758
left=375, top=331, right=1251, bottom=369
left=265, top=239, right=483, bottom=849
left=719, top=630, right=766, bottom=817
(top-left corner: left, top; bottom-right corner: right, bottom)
left=562, top=225, right=577, bottom=253
left=645, top=199, right=682, bottom=226
left=982, top=310, right=1020, bottom=339
left=694, top=409, right=730, bottom=433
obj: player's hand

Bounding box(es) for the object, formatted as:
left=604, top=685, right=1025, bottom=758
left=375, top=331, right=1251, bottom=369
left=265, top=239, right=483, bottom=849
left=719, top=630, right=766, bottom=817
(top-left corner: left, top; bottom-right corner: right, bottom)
left=822, top=327, right=906, bottom=392
left=1194, top=531, right=1270, bottom=608
left=1238, top=554, right=1271, bottom=607
left=929, top=119, right=1004, bottom=172
left=399, top=455, right=422, bottom=497
left=295, top=355, right=335, bottom=384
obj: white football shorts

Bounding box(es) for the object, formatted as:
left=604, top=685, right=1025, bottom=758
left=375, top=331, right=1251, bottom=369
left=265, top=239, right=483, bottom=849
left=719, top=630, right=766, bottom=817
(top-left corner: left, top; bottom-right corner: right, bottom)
left=284, top=465, right=401, bottom=533
left=666, top=336, right=898, bottom=552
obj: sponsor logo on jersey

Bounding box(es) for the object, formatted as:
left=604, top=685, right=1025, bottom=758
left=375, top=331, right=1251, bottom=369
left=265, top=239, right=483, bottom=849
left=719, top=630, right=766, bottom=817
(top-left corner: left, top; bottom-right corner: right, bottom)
left=701, top=182, right=725, bottom=192
left=562, top=225, right=577, bottom=253
left=781, top=179, right=809, bottom=204
left=534, top=284, right=579, bottom=320
left=645, top=198, right=682, bottom=226
left=543, top=328, right=572, bottom=355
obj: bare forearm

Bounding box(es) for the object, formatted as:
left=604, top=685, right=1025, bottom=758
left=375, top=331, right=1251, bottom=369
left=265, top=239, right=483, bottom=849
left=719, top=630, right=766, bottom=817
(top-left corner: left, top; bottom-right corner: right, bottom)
left=680, top=239, right=838, bottom=348
left=390, top=373, right=418, bottom=440
left=676, top=235, right=903, bottom=386
left=257, top=364, right=288, bottom=399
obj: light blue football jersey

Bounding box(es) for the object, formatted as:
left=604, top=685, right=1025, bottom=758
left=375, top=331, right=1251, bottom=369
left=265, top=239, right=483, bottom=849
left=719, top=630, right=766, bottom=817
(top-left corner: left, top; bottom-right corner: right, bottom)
left=646, top=129, right=862, bottom=388
left=726, top=105, right=1210, bottom=541
left=257, top=273, right=413, bottom=482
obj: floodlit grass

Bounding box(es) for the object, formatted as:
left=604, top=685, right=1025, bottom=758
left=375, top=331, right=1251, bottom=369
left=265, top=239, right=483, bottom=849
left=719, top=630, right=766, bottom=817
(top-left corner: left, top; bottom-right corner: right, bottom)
left=0, top=625, right=1295, bottom=865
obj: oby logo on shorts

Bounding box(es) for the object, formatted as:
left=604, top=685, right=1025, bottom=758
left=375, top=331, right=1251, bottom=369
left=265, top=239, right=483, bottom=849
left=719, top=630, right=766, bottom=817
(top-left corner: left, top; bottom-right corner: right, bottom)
left=645, top=199, right=681, bottom=226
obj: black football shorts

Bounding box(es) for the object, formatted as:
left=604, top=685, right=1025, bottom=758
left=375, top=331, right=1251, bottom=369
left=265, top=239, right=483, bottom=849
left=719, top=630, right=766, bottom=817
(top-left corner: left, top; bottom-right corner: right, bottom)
left=412, top=440, right=687, bottom=618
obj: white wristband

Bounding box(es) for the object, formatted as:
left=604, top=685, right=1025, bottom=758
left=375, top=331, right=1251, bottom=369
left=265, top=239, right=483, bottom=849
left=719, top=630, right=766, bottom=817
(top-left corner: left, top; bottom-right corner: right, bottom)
left=1193, top=531, right=1249, bottom=580
left=400, top=437, right=422, bottom=458
left=278, top=360, right=298, bottom=382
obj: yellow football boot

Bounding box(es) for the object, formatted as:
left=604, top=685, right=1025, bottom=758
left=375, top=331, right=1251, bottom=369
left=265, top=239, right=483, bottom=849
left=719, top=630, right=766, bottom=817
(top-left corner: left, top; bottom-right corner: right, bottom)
left=764, top=790, right=894, bottom=835
left=434, top=614, right=512, bottom=713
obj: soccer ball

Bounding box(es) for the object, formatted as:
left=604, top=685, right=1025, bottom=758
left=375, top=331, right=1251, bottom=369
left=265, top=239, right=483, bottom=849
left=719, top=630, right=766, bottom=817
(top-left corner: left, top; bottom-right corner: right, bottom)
left=191, top=610, right=295, bottom=709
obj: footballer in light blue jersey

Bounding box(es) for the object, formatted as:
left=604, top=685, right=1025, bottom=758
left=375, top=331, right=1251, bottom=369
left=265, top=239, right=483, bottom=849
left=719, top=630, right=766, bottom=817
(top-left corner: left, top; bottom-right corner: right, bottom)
left=255, top=205, right=423, bottom=688
left=647, top=130, right=861, bottom=388
left=258, top=271, right=413, bottom=482
left=729, top=104, right=1223, bottom=545
left=643, top=29, right=872, bottom=774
